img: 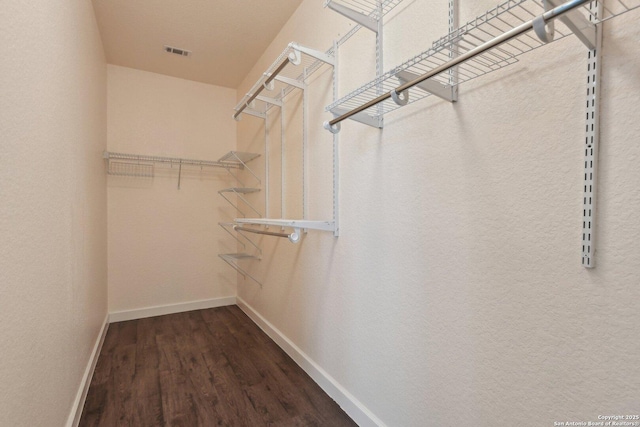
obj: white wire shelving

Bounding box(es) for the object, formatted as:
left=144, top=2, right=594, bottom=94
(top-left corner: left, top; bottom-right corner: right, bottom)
left=233, top=42, right=335, bottom=120
left=325, top=0, right=403, bottom=20
left=104, top=151, right=243, bottom=172
left=218, top=187, right=261, bottom=218
left=232, top=38, right=341, bottom=237
left=217, top=151, right=263, bottom=285
left=218, top=253, right=262, bottom=287
left=218, top=151, right=261, bottom=187
left=324, top=0, right=405, bottom=128
left=103, top=150, right=244, bottom=188
left=321, top=0, right=639, bottom=268
left=233, top=4, right=413, bottom=238
left=217, top=151, right=262, bottom=218
left=325, top=0, right=640, bottom=128
left=235, top=218, right=336, bottom=233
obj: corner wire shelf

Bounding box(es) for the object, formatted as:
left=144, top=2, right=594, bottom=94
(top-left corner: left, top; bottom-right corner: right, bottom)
left=218, top=151, right=261, bottom=187
left=218, top=253, right=262, bottom=287
left=233, top=42, right=335, bottom=120
left=218, top=187, right=261, bottom=218
left=325, top=0, right=640, bottom=125
left=216, top=151, right=263, bottom=286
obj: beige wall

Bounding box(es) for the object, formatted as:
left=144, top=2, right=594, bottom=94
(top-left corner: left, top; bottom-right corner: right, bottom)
left=107, top=65, right=238, bottom=313
left=0, top=1, right=108, bottom=426
left=236, top=1, right=640, bottom=426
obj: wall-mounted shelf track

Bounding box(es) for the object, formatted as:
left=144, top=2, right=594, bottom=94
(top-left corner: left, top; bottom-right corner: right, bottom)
left=233, top=42, right=335, bottom=120
left=324, top=0, right=639, bottom=131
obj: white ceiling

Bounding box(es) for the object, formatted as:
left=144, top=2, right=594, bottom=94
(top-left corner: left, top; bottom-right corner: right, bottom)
left=92, top=0, right=304, bottom=88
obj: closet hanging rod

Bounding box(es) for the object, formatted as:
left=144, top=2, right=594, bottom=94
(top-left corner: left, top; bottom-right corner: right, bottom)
left=233, top=56, right=294, bottom=121
left=324, top=0, right=589, bottom=131
left=234, top=225, right=301, bottom=243
left=103, top=151, right=242, bottom=169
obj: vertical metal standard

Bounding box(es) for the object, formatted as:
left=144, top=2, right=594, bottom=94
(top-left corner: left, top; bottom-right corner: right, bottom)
left=376, top=0, right=385, bottom=127
left=303, top=69, right=308, bottom=225
left=582, top=1, right=602, bottom=268
left=333, top=40, right=340, bottom=237
left=448, top=0, right=458, bottom=102
left=265, top=112, right=270, bottom=220
left=281, top=89, right=286, bottom=222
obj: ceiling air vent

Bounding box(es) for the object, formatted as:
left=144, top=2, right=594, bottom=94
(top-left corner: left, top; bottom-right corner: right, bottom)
left=164, top=45, right=191, bottom=57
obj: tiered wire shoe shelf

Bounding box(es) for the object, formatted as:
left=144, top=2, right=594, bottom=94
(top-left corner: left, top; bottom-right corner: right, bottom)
left=216, top=151, right=263, bottom=286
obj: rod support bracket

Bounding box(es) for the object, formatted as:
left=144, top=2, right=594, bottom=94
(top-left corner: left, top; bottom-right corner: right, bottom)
left=263, top=74, right=275, bottom=91
left=534, top=0, right=557, bottom=44
left=390, top=88, right=409, bottom=106
left=323, top=120, right=341, bottom=134
left=289, top=49, right=302, bottom=66
left=288, top=228, right=302, bottom=243
left=533, top=14, right=555, bottom=43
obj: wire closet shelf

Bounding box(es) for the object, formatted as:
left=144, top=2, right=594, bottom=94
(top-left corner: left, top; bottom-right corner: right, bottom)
left=324, top=0, right=403, bottom=19
left=325, top=0, right=640, bottom=130
left=104, top=151, right=245, bottom=169
left=233, top=42, right=335, bottom=120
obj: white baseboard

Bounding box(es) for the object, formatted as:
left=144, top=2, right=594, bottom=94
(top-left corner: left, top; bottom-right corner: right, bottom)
left=66, top=313, right=109, bottom=427
left=109, top=296, right=237, bottom=323
left=236, top=297, right=386, bottom=427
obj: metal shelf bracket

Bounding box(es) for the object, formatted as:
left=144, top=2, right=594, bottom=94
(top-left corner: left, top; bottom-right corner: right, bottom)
left=548, top=0, right=596, bottom=49
left=396, top=70, right=455, bottom=103
left=325, top=1, right=378, bottom=32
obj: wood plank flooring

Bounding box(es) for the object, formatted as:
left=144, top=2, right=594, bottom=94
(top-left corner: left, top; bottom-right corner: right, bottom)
left=79, top=306, right=357, bottom=427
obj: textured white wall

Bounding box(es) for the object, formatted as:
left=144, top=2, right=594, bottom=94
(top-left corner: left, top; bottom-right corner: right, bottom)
left=0, top=1, right=108, bottom=426
left=236, top=1, right=640, bottom=426
left=107, top=65, right=238, bottom=313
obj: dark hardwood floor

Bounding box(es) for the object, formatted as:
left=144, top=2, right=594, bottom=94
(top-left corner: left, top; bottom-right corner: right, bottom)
left=79, top=305, right=357, bottom=427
